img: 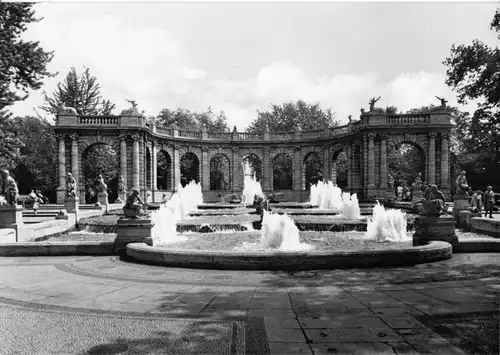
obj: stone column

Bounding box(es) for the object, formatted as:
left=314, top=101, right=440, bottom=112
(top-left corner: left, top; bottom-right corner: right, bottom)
left=363, top=135, right=368, bottom=192
left=263, top=148, right=271, bottom=191
left=131, top=133, right=140, bottom=190
left=173, top=144, right=181, bottom=190
left=428, top=132, right=436, bottom=185
left=347, top=144, right=352, bottom=190
left=440, top=133, right=449, bottom=188
left=293, top=147, right=301, bottom=190
left=322, top=145, right=330, bottom=182
left=380, top=133, right=387, bottom=189
left=152, top=141, right=157, bottom=192
left=331, top=160, right=337, bottom=184
left=202, top=148, right=209, bottom=191
left=368, top=132, right=375, bottom=188
left=56, top=134, right=67, bottom=204
left=119, top=133, right=127, bottom=190
left=70, top=134, right=79, bottom=185
left=231, top=147, right=239, bottom=192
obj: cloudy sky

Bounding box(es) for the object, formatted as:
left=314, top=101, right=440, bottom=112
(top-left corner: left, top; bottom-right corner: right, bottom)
left=10, top=1, right=499, bottom=130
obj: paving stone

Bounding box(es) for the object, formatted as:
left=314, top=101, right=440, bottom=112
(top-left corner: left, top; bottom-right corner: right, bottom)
left=268, top=342, right=312, bottom=355
left=305, top=327, right=402, bottom=343
left=264, top=317, right=301, bottom=329
left=311, top=342, right=419, bottom=355
left=370, top=306, right=423, bottom=317
left=379, top=316, right=427, bottom=329
left=266, top=328, right=306, bottom=343
left=299, top=316, right=386, bottom=329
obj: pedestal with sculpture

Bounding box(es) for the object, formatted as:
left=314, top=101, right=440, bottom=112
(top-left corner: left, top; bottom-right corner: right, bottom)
left=64, top=173, right=79, bottom=214
left=411, top=173, right=424, bottom=203
left=114, top=188, right=154, bottom=254
left=96, top=174, right=109, bottom=207
left=0, top=170, right=25, bottom=242
left=453, top=171, right=471, bottom=222
left=413, top=185, right=458, bottom=251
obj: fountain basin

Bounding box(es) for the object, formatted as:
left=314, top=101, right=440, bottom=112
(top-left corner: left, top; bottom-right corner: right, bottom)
left=126, top=240, right=452, bottom=270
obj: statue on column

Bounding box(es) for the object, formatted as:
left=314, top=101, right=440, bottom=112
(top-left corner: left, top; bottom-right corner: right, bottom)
left=66, top=172, right=77, bottom=198
left=387, top=173, right=394, bottom=189
left=117, top=175, right=126, bottom=193
left=0, top=170, right=19, bottom=206
left=413, top=173, right=423, bottom=191
left=414, top=184, right=447, bottom=217
left=455, top=170, right=469, bottom=195
left=435, top=96, right=448, bottom=108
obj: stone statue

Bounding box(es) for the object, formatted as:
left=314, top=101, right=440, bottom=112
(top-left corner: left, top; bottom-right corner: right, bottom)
left=455, top=170, right=469, bottom=195
left=117, top=175, right=125, bottom=192
left=58, top=102, right=77, bottom=115
left=123, top=188, right=146, bottom=218
left=360, top=108, right=366, bottom=115
left=435, top=96, right=448, bottom=108
left=369, top=96, right=381, bottom=111
left=96, top=174, right=108, bottom=193
left=121, top=99, right=141, bottom=116
left=125, top=99, right=138, bottom=110
left=66, top=172, right=77, bottom=198
left=0, top=170, right=19, bottom=205
left=233, top=125, right=237, bottom=133
left=413, top=173, right=423, bottom=191
left=387, top=174, right=394, bottom=189
left=414, top=184, right=447, bottom=217
left=348, top=115, right=353, bottom=124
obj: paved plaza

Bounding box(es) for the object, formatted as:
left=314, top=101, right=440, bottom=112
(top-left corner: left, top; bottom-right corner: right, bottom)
left=0, top=254, right=498, bottom=354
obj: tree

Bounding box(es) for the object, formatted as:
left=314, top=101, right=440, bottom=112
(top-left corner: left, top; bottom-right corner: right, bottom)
left=156, top=106, right=229, bottom=131
left=246, top=100, right=338, bottom=132
left=443, top=9, right=500, bottom=181
left=82, top=144, right=119, bottom=202
left=0, top=3, right=55, bottom=111
left=41, top=67, right=115, bottom=115
left=0, top=111, right=23, bottom=170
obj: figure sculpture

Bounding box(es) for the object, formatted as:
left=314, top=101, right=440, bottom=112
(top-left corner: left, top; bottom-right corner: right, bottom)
left=66, top=172, right=77, bottom=198
left=58, top=102, right=77, bottom=115
left=387, top=174, right=394, bottom=189
left=348, top=115, right=353, bottom=124
left=414, top=184, right=447, bottom=217
left=455, top=171, right=469, bottom=195
left=369, top=96, right=381, bottom=111
left=125, top=99, right=138, bottom=110
left=413, top=173, right=423, bottom=191
left=0, top=170, right=19, bottom=205
left=123, top=188, right=146, bottom=218
left=96, top=174, right=108, bottom=193
left=117, top=175, right=125, bottom=192
left=435, top=96, right=448, bottom=108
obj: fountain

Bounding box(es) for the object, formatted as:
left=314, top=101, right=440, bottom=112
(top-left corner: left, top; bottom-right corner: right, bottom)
left=151, top=181, right=204, bottom=246
left=260, top=210, right=311, bottom=251
left=341, top=192, right=361, bottom=219
left=241, top=161, right=263, bottom=204
left=365, top=202, right=409, bottom=242
left=309, top=180, right=342, bottom=209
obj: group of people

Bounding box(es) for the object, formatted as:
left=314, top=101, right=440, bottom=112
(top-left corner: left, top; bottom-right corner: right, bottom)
left=470, top=186, right=496, bottom=218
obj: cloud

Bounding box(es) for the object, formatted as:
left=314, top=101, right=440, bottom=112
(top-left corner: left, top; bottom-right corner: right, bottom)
left=9, top=8, right=470, bottom=130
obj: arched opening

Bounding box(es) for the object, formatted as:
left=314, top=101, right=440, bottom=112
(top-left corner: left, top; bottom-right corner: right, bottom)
left=12, top=164, right=35, bottom=195
left=242, top=153, right=262, bottom=181
left=180, top=152, right=199, bottom=187
left=304, top=152, right=323, bottom=189
left=82, top=143, right=119, bottom=203
left=157, top=150, right=172, bottom=190
left=332, top=151, right=348, bottom=189
left=210, top=154, right=230, bottom=190
left=273, top=153, right=293, bottom=190
left=389, top=142, right=426, bottom=192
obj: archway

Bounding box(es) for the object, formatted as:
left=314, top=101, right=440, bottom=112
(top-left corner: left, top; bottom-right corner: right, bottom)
left=242, top=153, right=262, bottom=181
left=180, top=152, right=199, bottom=187
left=12, top=164, right=35, bottom=195
left=304, top=152, right=323, bottom=189
left=157, top=150, right=172, bottom=190
left=81, top=143, right=119, bottom=203
left=210, top=154, right=230, bottom=190
left=388, top=142, right=426, bottom=191
left=273, top=153, right=293, bottom=190
left=332, top=151, right=348, bottom=188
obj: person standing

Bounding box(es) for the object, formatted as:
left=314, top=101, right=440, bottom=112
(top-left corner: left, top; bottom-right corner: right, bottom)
left=470, top=190, right=483, bottom=212
left=483, top=186, right=495, bottom=218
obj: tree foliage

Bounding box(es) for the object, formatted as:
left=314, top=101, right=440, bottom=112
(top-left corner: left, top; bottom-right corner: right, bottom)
left=388, top=143, right=426, bottom=187
left=0, top=3, right=55, bottom=110
left=82, top=144, right=119, bottom=201
left=0, top=111, right=23, bottom=170
left=304, top=152, right=323, bottom=189
left=273, top=154, right=293, bottom=190
left=246, top=100, right=338, bottom=132
left=443, top=9, right=500, bottom=181
left=156, top=106, right=229, bottom=131
left=41, top=67, right=115, bottom=115
left=210, top=154, right=230, bottom=190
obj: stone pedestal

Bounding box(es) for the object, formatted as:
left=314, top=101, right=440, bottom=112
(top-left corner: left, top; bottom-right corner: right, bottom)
left=412, top=191, right=424, bottom=203
left=452, top=194, right=470, bottom=222
left=458, top=210, right=482, bottom=230
left=413, top=215, right=458, bottom=251
left=56, top=186, right=66, bottom=204
left=0, top=205, right=25, bottom=242
left=114, top=218, right=154, bottom=254
left=64, top=196, right=79, bottom=214
left=115, top=191, right=126, bottom=204
left=98, top=192, right=109, bottom=206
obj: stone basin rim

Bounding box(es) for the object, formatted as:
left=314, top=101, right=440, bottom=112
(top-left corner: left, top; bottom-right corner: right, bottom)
left=125, top=241, right=452, bottom=270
